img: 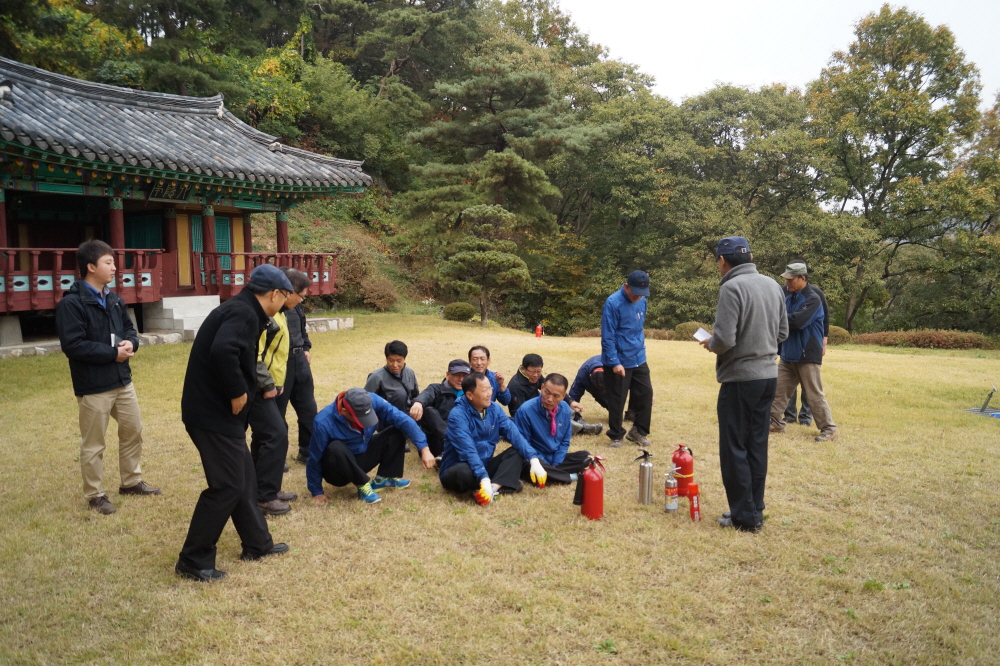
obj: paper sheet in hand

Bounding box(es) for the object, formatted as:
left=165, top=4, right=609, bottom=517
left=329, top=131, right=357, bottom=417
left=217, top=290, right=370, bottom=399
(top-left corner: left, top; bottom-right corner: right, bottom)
left=693, top=327, right=711, bottom=342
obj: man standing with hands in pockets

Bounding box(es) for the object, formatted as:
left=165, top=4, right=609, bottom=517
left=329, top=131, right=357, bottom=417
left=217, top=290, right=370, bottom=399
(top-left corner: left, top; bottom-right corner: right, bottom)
left=601, top=270, right=654, bottom=448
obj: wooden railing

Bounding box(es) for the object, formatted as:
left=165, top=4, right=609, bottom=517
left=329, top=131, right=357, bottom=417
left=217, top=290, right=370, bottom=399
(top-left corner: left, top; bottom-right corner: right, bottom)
left=192, top=252, right=339, bottom=298
left=0, top=248, right=162, bottom=314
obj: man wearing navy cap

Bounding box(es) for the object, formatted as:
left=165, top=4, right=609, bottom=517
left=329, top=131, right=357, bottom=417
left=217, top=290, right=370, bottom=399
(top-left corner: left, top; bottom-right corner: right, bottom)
left=600, top=270, right=654, bottom=447
left=699, top=237, right=787, bottom=533
left=176, top=263, right=294, bottom=582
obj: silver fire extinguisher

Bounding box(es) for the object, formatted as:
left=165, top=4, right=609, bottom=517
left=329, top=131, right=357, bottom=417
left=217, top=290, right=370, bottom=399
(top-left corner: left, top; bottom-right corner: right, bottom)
left=664, top=466, right=678, bottom=513
left=635, top=450, right=654, bottom=505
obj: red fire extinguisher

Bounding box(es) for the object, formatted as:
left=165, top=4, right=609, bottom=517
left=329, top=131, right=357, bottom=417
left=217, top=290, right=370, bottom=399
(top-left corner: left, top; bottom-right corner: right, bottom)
left=535, top=323, right=543, bottom=338
left=672, top=444, right=694, bottom=497
left=574, top=456, right=606, bottom=520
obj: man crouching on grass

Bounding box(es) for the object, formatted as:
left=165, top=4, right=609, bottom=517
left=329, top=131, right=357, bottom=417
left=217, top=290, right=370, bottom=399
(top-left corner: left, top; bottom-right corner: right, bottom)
left=513, top=373, right=591, bottom=485
left=438, top=372, right=546, bottom=504
left=308, top=389, right=435, bottom=505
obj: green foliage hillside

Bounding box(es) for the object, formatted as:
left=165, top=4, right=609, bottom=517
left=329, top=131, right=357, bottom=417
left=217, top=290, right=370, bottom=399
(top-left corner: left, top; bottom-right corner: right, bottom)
left=8, top=1, right=1000, bottom=336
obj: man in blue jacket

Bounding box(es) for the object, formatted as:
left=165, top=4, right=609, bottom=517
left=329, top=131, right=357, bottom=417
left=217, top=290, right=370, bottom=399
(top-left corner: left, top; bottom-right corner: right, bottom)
left=439, top=372, right=546, bottom=503
left=468, top=345, right=510, bottom=405
left=601, top=270, right=653, bottom=447
left=513, top=374, right=591, bottom=485
left=769, top=261, right=837, bottom=442
left=55, top=240, right=160, bottom=515
left=308, top=389, right=435, bottom=505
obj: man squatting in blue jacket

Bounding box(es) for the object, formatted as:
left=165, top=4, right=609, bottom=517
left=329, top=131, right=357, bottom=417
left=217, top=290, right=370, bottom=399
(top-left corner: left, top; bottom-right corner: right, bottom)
left=307, top=389, right=435, bottom=505
left=513, top=373, right=592, bottom=485
left=438, top=372, right=548, bottom=504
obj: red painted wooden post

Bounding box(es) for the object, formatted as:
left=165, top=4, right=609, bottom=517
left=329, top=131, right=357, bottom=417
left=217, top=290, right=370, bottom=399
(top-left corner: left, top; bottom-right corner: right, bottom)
left=109, top=197, right=125, bottom=250
left=29, top=250, right=39, bottom=310
left=276, top=211, right=289, bottom=254
left=202, top=205, right=216, bottom=294
left=0, top=189, right=7, bottom=249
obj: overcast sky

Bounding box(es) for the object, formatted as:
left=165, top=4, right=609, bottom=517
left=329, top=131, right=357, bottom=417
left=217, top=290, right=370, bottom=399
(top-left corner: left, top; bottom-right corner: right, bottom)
left=556, top=0, right=1000, bottom=106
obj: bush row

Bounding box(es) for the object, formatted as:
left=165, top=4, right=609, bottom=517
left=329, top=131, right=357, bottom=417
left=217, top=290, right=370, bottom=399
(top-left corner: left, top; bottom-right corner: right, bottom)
left=852, top=330, right=995, bottom=350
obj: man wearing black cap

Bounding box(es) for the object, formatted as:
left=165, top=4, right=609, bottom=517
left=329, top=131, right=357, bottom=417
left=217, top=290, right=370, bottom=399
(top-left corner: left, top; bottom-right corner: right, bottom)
left=308, top=388, right=435, bottom=504
left=175, top=263, right=293, bottom=582
left=409, top=359, right=470, bottom=457
left=601, top=270, right=654, bottom=448
left=699, top=237, right=787, bottom=533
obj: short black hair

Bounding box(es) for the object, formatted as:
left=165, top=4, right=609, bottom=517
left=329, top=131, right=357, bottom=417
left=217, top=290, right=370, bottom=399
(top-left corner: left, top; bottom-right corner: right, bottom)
left=718, top=252, right=754, bottom=267
left=521, top=353, right=543, bottom=369
left=77, top=240, right=114, bottom=278
left=279, top=266, right=312, bottom=293
left=385, top=340, right=408, bottom=358
left=543, top=373, right=568, bottom=390
left=468, top=345, right=490, bottom=360
left=462, top=371, right=487, bottom=394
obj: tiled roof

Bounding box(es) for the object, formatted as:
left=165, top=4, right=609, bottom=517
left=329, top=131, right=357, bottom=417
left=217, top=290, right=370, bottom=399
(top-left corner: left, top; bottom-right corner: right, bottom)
left=0, top=58, right=371, bottom=189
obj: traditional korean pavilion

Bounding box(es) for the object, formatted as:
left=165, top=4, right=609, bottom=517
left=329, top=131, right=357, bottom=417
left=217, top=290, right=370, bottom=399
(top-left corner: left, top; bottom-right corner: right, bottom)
left=0, top=57, right=371, bottom=344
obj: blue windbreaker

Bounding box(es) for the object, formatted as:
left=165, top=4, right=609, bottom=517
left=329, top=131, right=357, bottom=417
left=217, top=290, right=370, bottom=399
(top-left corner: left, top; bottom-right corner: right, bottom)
left=306, top=392, right=428, bottom=496
left=513, top=396, right=573, bottom=466
left=601, top=286, right=646, bottom=368
left=485, top=368, right=511, bottom=405
left=439, top=395, right=537, bottom=482
left=779, top=286, right=825, bottom=364
left=568, top=355, right=604, bottom=402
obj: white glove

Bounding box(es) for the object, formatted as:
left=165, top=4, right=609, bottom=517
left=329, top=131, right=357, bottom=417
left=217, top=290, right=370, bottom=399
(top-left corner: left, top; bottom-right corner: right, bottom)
left=529, top=458, right=547, bottom=488
left=475, top=477, right=494, bottom=505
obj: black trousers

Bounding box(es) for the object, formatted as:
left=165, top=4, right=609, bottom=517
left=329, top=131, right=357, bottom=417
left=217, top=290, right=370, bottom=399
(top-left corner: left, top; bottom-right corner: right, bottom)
left=249, top=393, right=288, bottom=503
left=320, top=427, right=406, bottom=487
left=179, top=427, right=274, bottom=570
left=604, top=362, right=653, bottom=440
left=416, top=406, right=449, bottom=457
left=783, top=388, right=812, bottom=425
left=275, top=351, right=317, bottom=459
left=440, top=446, right=525, bottom=494
left=717, top=378, right=776, bottom=529
left=521, top=449, right=591, bottom=485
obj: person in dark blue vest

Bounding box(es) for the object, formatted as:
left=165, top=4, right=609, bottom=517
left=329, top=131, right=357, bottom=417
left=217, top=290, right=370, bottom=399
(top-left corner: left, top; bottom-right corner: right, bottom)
left=468, top=345, right=510, bottom=405
left=438, top=372, right=544, bottom=503
left=601, top=271, right=654, bottom=447
left=769, top=261, right=837, bottom=442
left=513, top=373, right=591, bottom=485
left=308, top=389, right=435, bottom=505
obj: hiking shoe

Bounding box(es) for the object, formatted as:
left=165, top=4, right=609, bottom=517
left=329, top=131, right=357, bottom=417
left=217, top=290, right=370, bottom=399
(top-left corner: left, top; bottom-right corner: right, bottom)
left=357, top=482, right=382, bottom=504
left=579, top=422, right=604, bottom=436
left=283, top=463, right=289, bottom=473
left=88, top=495, right=116, bottom=515
left=717, top=515, right=762, bottom=533
left=625, top=426, right=650, bottom=447
left=119, top=481, right=161, bottom=496
left=258, top=499, right=291, bottom=516
left=769, top=423, right=785, bottom=433
left=815, top=431, right=838, bottom=442
left=371, top=476, right=411, bottom=490
left=294, top=453, right=308, bottom=464
left=276, top=491, right=298, bottom=502
left=799, top=420, right=812, bottom=427
left=609, top=439, right=623, bottom=448
left=783, top=416, right=796, bottom=424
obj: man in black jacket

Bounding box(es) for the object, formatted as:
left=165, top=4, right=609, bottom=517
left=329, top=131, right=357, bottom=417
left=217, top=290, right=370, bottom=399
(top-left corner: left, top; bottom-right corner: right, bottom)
left=508, top=354, right=603, bottom=435
left=277, top=267, right=318, bottom=466
left=408, top=359, right=470, bottom=457
left=55, top=240, right=160, bottom=515
left=175, top=264, right=293, bottom=582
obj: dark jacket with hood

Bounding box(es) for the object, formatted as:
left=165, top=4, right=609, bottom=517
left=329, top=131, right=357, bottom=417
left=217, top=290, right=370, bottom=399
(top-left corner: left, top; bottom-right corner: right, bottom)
left=55, top=280, right=139, bottom=397
left=779, top=283, right=827, bottom=365
left=413, top=379, right=462, bottom=421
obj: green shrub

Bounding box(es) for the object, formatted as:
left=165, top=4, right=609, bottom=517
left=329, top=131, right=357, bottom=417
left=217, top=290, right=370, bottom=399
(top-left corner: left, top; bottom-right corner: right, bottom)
left=646, top=329, right=676, bottom=340
left=853, top=330, right=994, bottom=350
left=674, top=321, right=712, bottom=341
left=828, top=325, right=851, bottom=345
left=442, top=302, right=477, bottom=321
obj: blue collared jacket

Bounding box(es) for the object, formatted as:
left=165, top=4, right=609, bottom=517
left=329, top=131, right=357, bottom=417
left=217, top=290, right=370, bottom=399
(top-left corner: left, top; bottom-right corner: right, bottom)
left=307, top=392, right=428, bottom=496
left=601, top=285, right=646, bottom=369
left=513, top=396, right=573, bottom=466
left=568, top=355, right=604, bottom=402
left=485, top=368, right=511, bottom=405
left=439, top=395, right=537, bottom=482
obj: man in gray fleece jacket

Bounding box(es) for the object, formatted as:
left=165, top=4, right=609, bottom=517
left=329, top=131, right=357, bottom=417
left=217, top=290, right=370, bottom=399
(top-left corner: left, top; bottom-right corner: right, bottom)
left=699, top=236, right=788, bottom=532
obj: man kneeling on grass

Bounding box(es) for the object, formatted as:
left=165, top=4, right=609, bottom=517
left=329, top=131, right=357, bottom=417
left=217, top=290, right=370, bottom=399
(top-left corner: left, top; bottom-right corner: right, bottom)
left=438, top=372, right=546, bottom=504
left=513, top=373, right=591, bottom=485
left=308, top=388, right=435, bottom=505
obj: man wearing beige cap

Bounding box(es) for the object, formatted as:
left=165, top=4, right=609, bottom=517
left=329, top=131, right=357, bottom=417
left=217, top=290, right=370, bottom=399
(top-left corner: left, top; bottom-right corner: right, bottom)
left=769, top=261, right=837, bottom=442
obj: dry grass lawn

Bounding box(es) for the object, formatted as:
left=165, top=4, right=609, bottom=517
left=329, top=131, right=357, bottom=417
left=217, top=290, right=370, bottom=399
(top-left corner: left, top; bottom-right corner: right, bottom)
left=1, top=314, right=998, bottom=665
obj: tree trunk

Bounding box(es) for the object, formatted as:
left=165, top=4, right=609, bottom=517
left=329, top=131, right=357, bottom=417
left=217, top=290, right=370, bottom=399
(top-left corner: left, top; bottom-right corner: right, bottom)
left=480, top=295, right=488, bottom=326
left=844, top=262, right=866, bottom=333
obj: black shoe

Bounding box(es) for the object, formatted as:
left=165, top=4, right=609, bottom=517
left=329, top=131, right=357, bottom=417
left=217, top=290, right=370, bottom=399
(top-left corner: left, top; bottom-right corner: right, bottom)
left=579, top=422, right=604, bottom=436
left=175, top=560, right=227, bottom=582
left=294, top=453, right=308, bottom=464
left=783, top=416, right=796, bottom=424
left=120, top=481, right=162, bottom=496
left=799, top=420, right=812, bottom=427
left=283, top=463, right=289, bottom=473
left=240, top=542, right=290, bottom=561
left=717, top=516, right=762, bottom=533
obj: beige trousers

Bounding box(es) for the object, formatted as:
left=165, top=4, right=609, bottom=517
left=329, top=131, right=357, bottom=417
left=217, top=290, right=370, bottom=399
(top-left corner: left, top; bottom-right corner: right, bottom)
left=78, top=383, right=144, bottom=499
left=769, top=360, right=836, bottom=434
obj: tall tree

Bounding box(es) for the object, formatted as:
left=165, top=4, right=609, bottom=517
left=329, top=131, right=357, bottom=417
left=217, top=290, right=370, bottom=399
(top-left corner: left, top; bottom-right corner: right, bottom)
left=807, top=4, right=981, bottom=331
